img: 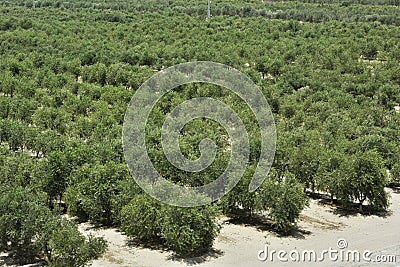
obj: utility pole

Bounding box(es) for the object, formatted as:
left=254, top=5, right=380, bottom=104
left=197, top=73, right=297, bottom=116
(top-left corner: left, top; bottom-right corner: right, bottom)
left=207, top=0, right=212, bottom=19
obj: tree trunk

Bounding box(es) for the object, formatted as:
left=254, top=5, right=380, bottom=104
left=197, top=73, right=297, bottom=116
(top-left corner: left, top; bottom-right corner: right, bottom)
left=359, top=196, right=366, bottom=213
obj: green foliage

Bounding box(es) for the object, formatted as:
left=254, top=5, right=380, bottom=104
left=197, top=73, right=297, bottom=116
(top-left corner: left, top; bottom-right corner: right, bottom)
left=121, top=194, right=221, bottom=255
left=220, top=166, right=258, bottom=217
left=81, top=63, right=107, bottom=86
left=47, top=220, right=107, bottom=267
left=315, top=149, right=344, bottom=199
left=389, top=162, right=400, bottom=185
left=257, top=172, right=308, bottom=233
left=120, top=194, right=163, bottom=241
left=65, top=162, right=129, bottom=226
left=0, top=151, right=35, bottom=188
left=0, top=186, right=53, bottom=260
left=110, top=176, right=143, bottom=225
left=337, top=150, right=389, bottom=211
left=0, top=186, right=106, bottom=266
left=0, top=0, right=399, bottom=258
left=161, top=205, right=221, bottom=255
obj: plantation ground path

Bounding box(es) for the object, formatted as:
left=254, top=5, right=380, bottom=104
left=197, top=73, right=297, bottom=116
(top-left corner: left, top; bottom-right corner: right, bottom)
left=86, top=188, right=400, bottom=267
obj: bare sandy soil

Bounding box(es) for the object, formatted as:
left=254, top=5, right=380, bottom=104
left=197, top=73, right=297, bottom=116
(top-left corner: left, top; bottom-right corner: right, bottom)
left=86, top=188, right=400, bottom=267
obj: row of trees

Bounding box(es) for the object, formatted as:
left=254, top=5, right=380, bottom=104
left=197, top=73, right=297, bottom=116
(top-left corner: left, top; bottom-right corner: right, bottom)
left=275, top=0, right=399, bottom=6
left=3, top=0, right=399, bottom=25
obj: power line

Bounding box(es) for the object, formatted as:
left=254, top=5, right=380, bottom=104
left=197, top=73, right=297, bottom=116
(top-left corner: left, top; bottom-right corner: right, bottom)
left=207, top=0, right=212, bottom=19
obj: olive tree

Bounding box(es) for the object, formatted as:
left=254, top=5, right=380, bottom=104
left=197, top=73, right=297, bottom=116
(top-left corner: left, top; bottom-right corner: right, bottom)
left=256, top=172, right=308, bottom=234
left=0, top=186, right=107, bottom=265
left=337, top=150, right=389, bottom=212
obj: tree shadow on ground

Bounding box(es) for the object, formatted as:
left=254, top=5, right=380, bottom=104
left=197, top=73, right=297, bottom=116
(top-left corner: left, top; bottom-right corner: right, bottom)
left=126, top=238, right=224, bottom=265
left=0, top=253, right=45, bottom=267
left=126, top=238, right=168, bottom=252
left=388, top=184, right=400, bottom=194
left=307, top=191, right=392, bottom=218
left=166, top=249, right=224, bottom=266
left=76, top=222, right=112, bottom=232
left=67, top=216, right=119, bottom=231
left=225, top=215, right=311, bottom=240
left=328, top=203, right=392, bottom=218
